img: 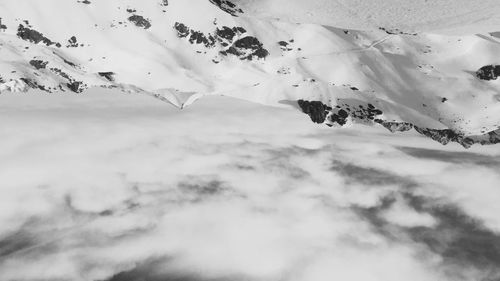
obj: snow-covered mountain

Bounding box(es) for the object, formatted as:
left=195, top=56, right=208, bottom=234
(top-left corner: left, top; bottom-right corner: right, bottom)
left=1, top=0, right=500, bottom=147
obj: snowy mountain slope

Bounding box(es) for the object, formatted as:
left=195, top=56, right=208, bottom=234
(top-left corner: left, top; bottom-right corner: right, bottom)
left=230, top=0, right=500, bottom=35
left=0, top=0, right=500, bottom=147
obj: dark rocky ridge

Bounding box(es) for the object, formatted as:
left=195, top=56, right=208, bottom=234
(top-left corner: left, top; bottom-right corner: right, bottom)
left=413, top=127, right=474, bottom=147
left=209, top=0, right=243, bottom=16
left=222, top=36, right=269, bottom=60
left=297, top=100, right=498, bottom=148
left=17, top=24, right=61, bottom=47
left=174, top=22, right=268, bottom=60
left=174, top=22, right=216, bottom=48
left=66, top=81, right=86, bottom=93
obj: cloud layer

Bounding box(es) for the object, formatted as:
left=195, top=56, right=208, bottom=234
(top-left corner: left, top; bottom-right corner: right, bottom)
left=0, top=89, right=500, bottom=281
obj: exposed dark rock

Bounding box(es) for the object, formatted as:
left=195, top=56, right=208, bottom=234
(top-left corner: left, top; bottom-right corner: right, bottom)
left=229, top=36, right=269, bottom=60
left=277, top=67, right=291, bottom=75
left=190, top=31, right=216, bottom=48
left=174, top=22, right=268, bottom=60
left=375, top=120, right=478, bottom=148
left=329, top=110, right=348, bottom=126
left=413, top=127, right=473, bottom=148
left=19, top=78, right=50, bottom=92
left=209, top=0, right=243, bottom=16
left=29, top=59, right=48, bottom=70
left=378, top=27, right=417, bottom=36
left=98, top=72, right=115, bottom=82
left=484, top=130, right=500, bottom=145
left=297, top=99, right=487, bottom=148
left=375, top=120, right=414, bottom=132
left=66, top=36, right=79, bottom=48
left=128, top=15, right=151, bottom=29
left=47, top=67, right=87, bottom=93
left=174, top=22, right=216, bottom=48
left=297, top=100, right=332, bottom=124
left=17, top=24, right=61, bottom=47
left=50, top=67, right=71, bottom=80
left=277, top=41, right=292, bottom=52
left=278, top=41, right=288, bottom=47
left=173, top=22, right=190, bottom=38
left=61, top=58, right=78, bottom=68
left=476, top=65, right=500, bottom=81
left=298, top=100, right=385, bottom=126
left=66, top=81, right=86, bottom=93
left=0, top=18, right=6, bottom=31
left=216, top=26, right=245, bottom=41
left=160, top=0, right=168, bottom=6
left=337, top=103, right=383, bottom=122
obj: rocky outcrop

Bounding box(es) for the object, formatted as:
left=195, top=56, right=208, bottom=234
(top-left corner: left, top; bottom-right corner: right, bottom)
left=216, top=26, right=246, bottom=45
left=98, top=72, right=115, bottom=82
left=66, top=81, right=86, bottom=93
left=374, top=120, right=414, bottom=132
left=23, top=59, right=88, bottom=93
left=174, top=22, right=268, bottom=60
left=297, top=100, right=332, bottom=124
left=413, top=127, right=474, bottom=148
left=66, top=36, right=80, bottom=48
left=297, top=100, right=498, bottom=148
left=0, top=18, right=6, bottom=31
left=209, top=0, right=243, bottom=16
left=127, top=15, right=151, bottom=29
left=19, top=78, right=50, bottom=92
left=484, top=130, right=500, bottom=144
left=476, top=65, right=500, bottom=81
left=298, top=100, right=385, bottom=126
left=174, top=22, right=216, bottom=48
left=220, top=36, right=269, bottom=60
left=29, top=59, right=49, bottom=70
left=17, top=24, right=61, bottom=47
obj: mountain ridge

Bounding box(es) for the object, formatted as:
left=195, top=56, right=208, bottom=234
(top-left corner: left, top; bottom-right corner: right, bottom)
left=1, top=0, right=500, bottom=147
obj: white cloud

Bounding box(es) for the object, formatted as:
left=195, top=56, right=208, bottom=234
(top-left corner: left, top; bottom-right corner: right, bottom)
left=380, top=196, right=438, bottom=228
left=0, top=89, right=499, bottom=281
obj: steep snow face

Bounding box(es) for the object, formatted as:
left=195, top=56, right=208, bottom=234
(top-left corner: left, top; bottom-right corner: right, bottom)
left=0, top=0, right=500, bottom=147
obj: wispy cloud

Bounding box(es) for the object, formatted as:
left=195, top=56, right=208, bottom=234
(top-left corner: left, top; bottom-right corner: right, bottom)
left=0, top=89, right=499, bottom=281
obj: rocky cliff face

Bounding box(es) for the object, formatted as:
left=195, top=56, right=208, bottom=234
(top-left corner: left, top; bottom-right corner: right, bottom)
left=298, top=100, right=500, bottom=148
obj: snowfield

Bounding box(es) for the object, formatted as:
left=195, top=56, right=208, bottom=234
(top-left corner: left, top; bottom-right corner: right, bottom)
left=0, top=0, right=500, bottom=147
